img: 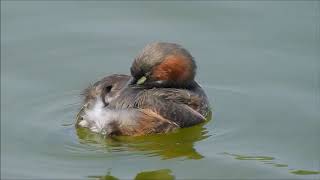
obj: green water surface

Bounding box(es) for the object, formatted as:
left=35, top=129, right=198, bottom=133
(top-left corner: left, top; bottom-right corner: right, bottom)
left=1, top=1, right=320, bottom=179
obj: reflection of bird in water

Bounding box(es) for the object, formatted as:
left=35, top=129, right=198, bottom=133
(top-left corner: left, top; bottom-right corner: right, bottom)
left=76, top=42, right=211, bottom=136
left=76, top=121, right=211, bottom=160
left=89, top=169, right=174, bottom=180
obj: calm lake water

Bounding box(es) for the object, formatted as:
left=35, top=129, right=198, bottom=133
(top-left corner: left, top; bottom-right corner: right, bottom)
left=1, top=1, right=320, bottom=179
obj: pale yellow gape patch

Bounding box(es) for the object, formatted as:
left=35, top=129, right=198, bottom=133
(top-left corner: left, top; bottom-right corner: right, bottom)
left=137, top=76, right=147, bottom=85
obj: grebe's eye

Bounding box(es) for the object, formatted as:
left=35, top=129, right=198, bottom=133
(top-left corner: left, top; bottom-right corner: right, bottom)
left=101, top=85, right=112, bottom=107
left=104, top=85, right=112, bottom=93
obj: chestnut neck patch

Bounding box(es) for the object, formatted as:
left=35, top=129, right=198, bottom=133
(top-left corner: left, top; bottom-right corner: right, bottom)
left=152, top=54, right=194, bottom=82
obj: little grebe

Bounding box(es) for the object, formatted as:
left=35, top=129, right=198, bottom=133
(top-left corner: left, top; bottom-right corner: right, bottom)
left=77, top=42, right=210, bottom=136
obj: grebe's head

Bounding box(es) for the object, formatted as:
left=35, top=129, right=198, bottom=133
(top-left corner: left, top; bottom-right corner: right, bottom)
left=130, top=42, right=197, bottom=88
left=82, top=74, right=130, bottom=108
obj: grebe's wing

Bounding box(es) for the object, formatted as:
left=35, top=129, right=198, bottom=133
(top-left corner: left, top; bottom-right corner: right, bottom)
left=133, top=89, right=207, bottom=127
left=78, top=108, right=178, bottom=136
left=108, top=86, right=208, bottom=128
left=148, top=87, right=210, bottom=119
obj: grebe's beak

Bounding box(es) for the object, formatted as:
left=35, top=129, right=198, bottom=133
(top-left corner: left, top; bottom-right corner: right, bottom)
left=137, top=76, right=147, bottom=85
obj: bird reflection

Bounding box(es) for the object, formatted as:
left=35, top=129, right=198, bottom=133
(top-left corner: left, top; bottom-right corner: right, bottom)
left=76, top=119, right=211, bottom=160
left=89, top=169, right=174, bottom=180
